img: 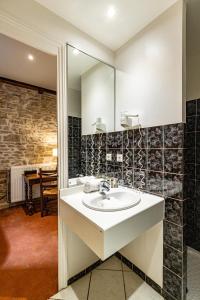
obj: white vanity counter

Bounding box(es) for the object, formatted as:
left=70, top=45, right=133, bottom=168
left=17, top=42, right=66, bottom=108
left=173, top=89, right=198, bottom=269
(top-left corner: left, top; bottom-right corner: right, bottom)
left=60, top=186, right=164, bottom=260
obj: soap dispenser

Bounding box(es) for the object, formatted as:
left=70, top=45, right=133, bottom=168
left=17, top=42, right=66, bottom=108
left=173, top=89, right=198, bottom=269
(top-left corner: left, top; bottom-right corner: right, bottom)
left=92, top=117, right=106, bottom=133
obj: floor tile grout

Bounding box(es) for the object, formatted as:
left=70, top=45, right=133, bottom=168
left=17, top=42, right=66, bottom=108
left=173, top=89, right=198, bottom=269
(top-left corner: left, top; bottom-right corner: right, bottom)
left=87, top=271, right=92, bottom=300
left=50, top=256, right=164, bottom=300
left=96, top=268, right=123, bottom=271
left=121, top=260, right=127, bottom=300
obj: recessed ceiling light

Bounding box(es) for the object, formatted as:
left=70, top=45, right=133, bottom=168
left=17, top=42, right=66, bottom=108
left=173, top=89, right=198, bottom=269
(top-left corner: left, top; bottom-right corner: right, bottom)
left=73, top=48, right=80, bottom=56
left=28, top=54, right=34, bottom=61
left=107, top=5, right=116, bottom=18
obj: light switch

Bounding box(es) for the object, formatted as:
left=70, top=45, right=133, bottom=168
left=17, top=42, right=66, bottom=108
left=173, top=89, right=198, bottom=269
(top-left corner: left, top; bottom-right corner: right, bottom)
left=106, top=153, right=112, bottom=161
left=117, top=153, right=123, bottom=162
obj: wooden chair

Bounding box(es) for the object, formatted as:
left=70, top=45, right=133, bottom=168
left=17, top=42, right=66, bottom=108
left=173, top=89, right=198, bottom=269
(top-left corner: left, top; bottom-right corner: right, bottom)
left=24, top=170, right=37, bottom=176
left=39, top=168, right=58, bottom=217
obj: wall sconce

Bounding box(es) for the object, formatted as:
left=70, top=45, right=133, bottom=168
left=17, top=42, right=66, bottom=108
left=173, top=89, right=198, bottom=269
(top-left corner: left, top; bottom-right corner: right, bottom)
left=52, top=148, right=58, bottom=157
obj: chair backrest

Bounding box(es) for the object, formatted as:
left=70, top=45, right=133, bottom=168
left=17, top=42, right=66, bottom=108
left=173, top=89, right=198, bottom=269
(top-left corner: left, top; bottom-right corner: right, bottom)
left=24, top=170, right=37, bottom=176
left=39, top=168, right=57, bottom=197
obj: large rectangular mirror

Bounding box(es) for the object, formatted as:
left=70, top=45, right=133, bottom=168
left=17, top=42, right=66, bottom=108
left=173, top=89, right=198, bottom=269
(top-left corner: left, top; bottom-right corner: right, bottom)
left=67, top=45, right=115, bottom=181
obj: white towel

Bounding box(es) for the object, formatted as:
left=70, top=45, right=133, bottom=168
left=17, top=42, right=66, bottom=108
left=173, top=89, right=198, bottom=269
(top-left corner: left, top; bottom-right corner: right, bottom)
left=83, top=178, right=102, bottom=193
left=76, top=176, right=95, bottom=185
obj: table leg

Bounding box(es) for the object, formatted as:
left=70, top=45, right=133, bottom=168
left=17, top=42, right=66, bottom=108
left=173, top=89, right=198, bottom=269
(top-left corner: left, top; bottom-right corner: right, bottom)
left=27, top=184, right=34, bottom=216
left=25, top=182, right=28, bottom=214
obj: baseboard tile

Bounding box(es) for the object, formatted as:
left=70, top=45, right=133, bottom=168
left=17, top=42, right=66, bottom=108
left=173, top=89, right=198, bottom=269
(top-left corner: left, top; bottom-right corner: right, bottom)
left=115, top=252, right=162, bottom=296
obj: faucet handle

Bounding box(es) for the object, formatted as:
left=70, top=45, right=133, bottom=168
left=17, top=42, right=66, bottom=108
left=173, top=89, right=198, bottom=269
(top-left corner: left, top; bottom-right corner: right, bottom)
left=99, top=180, right=110, bottom=192
left=100, top=180, right=110, bottom=187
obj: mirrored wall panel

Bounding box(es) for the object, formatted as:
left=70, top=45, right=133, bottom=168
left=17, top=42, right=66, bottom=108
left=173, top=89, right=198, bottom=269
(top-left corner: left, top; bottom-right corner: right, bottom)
left=67, top=45, right=115, bottom=179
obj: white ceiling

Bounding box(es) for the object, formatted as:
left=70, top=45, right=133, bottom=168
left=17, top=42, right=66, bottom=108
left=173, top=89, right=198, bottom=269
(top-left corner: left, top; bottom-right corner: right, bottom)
left=0, top=34, right=57, bottom=90
left=35, top=0, right=178, bottom=51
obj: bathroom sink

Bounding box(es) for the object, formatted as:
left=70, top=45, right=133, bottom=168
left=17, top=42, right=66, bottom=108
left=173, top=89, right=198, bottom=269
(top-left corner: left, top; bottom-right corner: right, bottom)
left=82, top=188, right=141, bottom=211
left=60, top=185, right=164, bottom=260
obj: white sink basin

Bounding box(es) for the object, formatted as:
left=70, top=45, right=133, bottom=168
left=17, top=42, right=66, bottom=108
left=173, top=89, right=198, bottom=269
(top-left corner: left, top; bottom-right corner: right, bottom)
left=60, top=185, right=164, bottom=260
left=82, top=188, right=141, bottom=211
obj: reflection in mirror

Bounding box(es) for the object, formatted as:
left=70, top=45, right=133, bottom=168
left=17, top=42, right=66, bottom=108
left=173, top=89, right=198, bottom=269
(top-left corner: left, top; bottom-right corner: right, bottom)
left=67, top=45, right=115, bottom=183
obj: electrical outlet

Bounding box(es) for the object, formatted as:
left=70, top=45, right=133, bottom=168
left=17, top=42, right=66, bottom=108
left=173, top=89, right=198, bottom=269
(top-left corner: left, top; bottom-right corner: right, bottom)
left=106, top=153, right=112, bottom=161
left=117, top=153, right=123, bottom=162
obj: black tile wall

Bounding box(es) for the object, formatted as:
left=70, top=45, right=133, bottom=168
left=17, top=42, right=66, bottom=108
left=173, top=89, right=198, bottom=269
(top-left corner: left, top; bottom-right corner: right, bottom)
left=163, top=244, right=186, bottom=277
left=82, top=124, right=185, bottom=193
left=68, top=116, right=81, bottom=178
left=163, top=267, right=185, bottom=300
left=185, top=99, right=200, bottom=251
left=165, top=198, right=186, bottom=226
left=81, top=122, right=187, bottom=300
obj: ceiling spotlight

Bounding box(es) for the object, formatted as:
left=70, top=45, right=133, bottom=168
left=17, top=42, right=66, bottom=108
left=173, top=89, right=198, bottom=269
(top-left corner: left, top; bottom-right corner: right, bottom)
left=28, top=54, right=34, bottom=61
left=73, top=48, right=80, bottom=56
left=107, top=5, right=116, bottom=18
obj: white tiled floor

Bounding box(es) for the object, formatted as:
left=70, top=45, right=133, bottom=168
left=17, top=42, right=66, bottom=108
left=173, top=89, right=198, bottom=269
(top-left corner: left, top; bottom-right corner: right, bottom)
left=50, top=256, right=163, bottom=300
left=187, top=247, right=200, bottom=300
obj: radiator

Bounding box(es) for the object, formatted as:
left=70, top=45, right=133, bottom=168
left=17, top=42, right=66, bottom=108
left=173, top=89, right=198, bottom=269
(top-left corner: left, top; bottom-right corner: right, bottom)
left=10, top=163, right=56, bottom=203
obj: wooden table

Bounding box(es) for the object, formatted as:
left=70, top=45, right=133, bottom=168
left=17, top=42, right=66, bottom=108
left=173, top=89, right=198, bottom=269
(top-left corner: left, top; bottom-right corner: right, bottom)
left=24, top=174, right=40, bottom=216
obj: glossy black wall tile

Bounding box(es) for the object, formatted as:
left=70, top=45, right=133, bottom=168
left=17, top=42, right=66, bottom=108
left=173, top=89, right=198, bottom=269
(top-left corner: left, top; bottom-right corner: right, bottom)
left=68, top=116, right=81, bottom=178
left=164, top=173, right=184, bottom=200
left=164, top=220, right=185, bottom=252
left=186, top=116, right=196, bottom=132
left=148, top=149, right=163, bottom=172
left=164, top=149, right=183, bottom=174
left=123, top=168, right=134, bottom=187
left=134, top=128, right=147, bottom=148
left=107, top=131, right=123, bottom=149
left=185, top=99, right=200, bottom=251
left=81, top=122, right=186, bottom=300
left=123, top=148, right=133, bottom=168
left=134, top=169, right=147, bottom=190
left=163, top=267, right=185, bottom=300
left=164, top=123, right=184, bottom=148
left=165, top=198, right=186, bottom=226
left=186, top=99, right=196, bottom=116
left=147, top=171, right=163, bottom=195
left=123, top=129, right=134, bottom=148
left=148, top=126, right=163, bottom=148
left=134, top=148, right=147, bottom=169
left=163, top=244, right=186, bottom=277
left=162, top=290, right=179, bottom=300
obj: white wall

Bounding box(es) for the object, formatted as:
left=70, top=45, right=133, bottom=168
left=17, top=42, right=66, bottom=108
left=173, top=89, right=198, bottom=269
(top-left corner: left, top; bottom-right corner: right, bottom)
left=81, top=63, right=115, bottom=135
left=116, top=1, right=185, bottom=286
left=115, top=0, right=185, bottom=130
left=0, top=0, right=114, bottom=64
left=68, top=88, right=81, bottom=118
left=186, top=0, right=200, bottom=101
left=120, top=222, right=163, bottom=287
left=187, top=53, right=200, bottom=100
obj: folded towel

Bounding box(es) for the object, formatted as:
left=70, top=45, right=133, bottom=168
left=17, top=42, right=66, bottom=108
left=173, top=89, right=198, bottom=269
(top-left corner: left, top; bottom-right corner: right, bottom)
left=83, top=178, right=102, bottom=193
left=76, top=176, right=95, bottom=185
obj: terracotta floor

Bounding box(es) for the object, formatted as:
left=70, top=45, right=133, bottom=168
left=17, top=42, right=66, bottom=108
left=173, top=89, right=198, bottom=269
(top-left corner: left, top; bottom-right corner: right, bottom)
left=0, top=206, right=58, bottom=300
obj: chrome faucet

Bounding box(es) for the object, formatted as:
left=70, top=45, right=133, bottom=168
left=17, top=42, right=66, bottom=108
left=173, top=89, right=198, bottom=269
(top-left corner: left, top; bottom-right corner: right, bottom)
left=99, top=180, right=110, bottom=199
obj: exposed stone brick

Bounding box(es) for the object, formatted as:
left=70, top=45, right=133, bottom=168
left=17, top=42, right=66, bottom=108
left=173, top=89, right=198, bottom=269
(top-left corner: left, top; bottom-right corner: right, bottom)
left=0, top=81, right=57, bottom=205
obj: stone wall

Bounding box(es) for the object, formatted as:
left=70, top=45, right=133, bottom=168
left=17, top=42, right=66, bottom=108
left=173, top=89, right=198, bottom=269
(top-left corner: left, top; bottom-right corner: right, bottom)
left=0, top=80, right=57, bottom=206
